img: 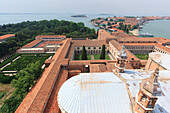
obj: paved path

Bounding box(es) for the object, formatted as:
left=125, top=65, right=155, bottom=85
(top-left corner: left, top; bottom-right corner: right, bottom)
left=91, top=55, right=94, bottom=60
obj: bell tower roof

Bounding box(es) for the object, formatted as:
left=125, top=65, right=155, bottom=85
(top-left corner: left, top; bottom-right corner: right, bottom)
left=141, top=68, right=161, bottom=96
left=117, top=44, right=127, bottom=59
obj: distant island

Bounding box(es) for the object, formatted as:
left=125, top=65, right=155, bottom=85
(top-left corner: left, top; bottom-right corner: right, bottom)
left=71, top=14, right=87, bottom=18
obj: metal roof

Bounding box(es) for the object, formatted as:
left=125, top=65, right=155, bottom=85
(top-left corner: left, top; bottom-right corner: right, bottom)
left=58, top=72, right=132, bottom=113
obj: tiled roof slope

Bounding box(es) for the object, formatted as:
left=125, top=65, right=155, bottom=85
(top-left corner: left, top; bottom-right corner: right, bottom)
left=73, top=40, right=106, bottom=47
left=109, top=40, right=139, bottom=61
left=98, top=29, right=116, bottom=40
left=15, top=39, right=71, bottom=113
left=109, top=40, right=122, bottom=51
left=155, top=44, right=170, bottom=53
left=23, top=39, right=43, bottom=48
left=35, top=35, right=66, bottom=39
left=44, top=69, right=68, bottom=113
left=90, top=64, right=107, bottom=72
left=0, top=34, right=15, bottom=41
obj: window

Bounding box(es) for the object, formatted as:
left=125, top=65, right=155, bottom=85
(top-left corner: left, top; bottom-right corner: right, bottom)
left=132, top=41, right=134, bottom=43
left=141, top=95, right=147, bottom=102
left=77, top=47, right=80, bottom=49
left=99, top=47, right=101, bottom=49
left=88, top=47, right=90, bottom=49
left=149, top=99, right=153, bottom=106
left=94, top=47, right=96, bottom=49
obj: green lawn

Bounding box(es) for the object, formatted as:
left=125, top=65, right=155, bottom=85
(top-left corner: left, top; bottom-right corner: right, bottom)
left=74, top=55, right=91, bottom=60
left=2, top=54, right=51, bottom=71
left=93, top=54, right=110, bottom=60
left=134, top=54, right=149, bottom=60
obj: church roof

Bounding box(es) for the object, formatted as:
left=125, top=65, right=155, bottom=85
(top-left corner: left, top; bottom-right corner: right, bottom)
left=57, top=72, right=132, bottom=113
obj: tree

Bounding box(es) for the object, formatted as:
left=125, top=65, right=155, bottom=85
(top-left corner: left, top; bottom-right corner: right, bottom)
left=81, top=46, right=87, bottom=60
left=110, top=19, right=114, bottom=21
left=105, top=18, right=108, bottom=21
left=96, top=29, right=99, bottom=37
left=107, top=22, right=111, bottom=26
left=132, top=25, right=137, bottom=29
left=128, top=24, right=131, bottom=30
left=100, top=45, right=105, bottom=59
left=101, top=24, right=106, bottom=29
left=125, top=28, right=129, bottom=34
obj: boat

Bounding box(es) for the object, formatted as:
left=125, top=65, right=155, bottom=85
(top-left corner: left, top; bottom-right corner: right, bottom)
left=71, top=14, right=87, bottom=18
left=139, top=33, right=154, bottom=37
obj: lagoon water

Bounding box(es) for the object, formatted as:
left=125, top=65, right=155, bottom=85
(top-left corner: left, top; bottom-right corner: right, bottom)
left=139, top=20, right=170, bottom=38
left=1, top=13, right=170, bottom=38
left=0, top=13, right=113, bottom=30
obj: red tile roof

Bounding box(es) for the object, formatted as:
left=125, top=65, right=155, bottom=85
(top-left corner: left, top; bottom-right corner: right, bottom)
left=36, top=43, right=45, bottom=48
left=109, top=40, right=139, bottom=61
left=73, top=40, right=106, bottom=47
left=90, top=64, right=107, bottom=72
left=44, top=40, right=64, bottom=45
left=121, top=43, right=155, bottom=46
left=35, top=35, right=66, bottom=39
left=155, top=44, right=170, bottom=53
left=98, top=29, right=116, bottom=40
left=23, top=39, right=43, bottom=48
left=0, top=34, right=15, bottom=41
left=44, top=69, right=68, bottom=113
left=15, top=39, right=71, bottom=113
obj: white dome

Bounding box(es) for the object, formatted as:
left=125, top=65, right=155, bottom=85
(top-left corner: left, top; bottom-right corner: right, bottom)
left=57, top=72, right=132, bottom=113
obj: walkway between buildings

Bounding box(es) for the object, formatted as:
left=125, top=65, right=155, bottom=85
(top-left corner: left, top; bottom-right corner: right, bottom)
left=91, top=55, right=94, bottom=60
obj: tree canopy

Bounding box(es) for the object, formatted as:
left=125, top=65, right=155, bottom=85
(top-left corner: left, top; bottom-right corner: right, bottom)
left=0, top=61, right=43, bottom=113
left=100, top=45, right=105, bottom=59
left=81, top=46, right=87, bottom=60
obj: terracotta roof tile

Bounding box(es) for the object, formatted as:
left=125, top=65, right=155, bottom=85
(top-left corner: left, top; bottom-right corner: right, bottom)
left=73, top=40, right=106, bottom=47
left=44, top=40, right=64, bottom=45
left=35, top=35, right=66, bottom=39
left=155, top=44, right=170, bottom=53
left=90, top=64, right=107, bottom=72
left=23, top=39, right=43, bottom=48
left=0, top=34, right=15, bottom=41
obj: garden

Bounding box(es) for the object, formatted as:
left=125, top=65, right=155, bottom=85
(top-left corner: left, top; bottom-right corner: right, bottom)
left=93, top=54, right=110, bottom=60
left=74, top=54, right=91, bottom=60
left=134, top=54, right=149, bottom=60
left=2, top=54, right=52, bottom=71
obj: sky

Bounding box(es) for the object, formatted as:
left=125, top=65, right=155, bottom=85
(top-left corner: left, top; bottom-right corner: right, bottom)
left=1, top=0, right=170, bottom=16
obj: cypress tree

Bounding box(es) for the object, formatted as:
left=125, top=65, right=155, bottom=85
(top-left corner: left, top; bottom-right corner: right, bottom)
left=81, top=46, right=87, bottom=60
left=100, top=44, right=105, bottom=59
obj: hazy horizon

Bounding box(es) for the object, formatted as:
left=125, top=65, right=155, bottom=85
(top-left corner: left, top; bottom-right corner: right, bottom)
left=1, top=0, right=170, bottom=16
